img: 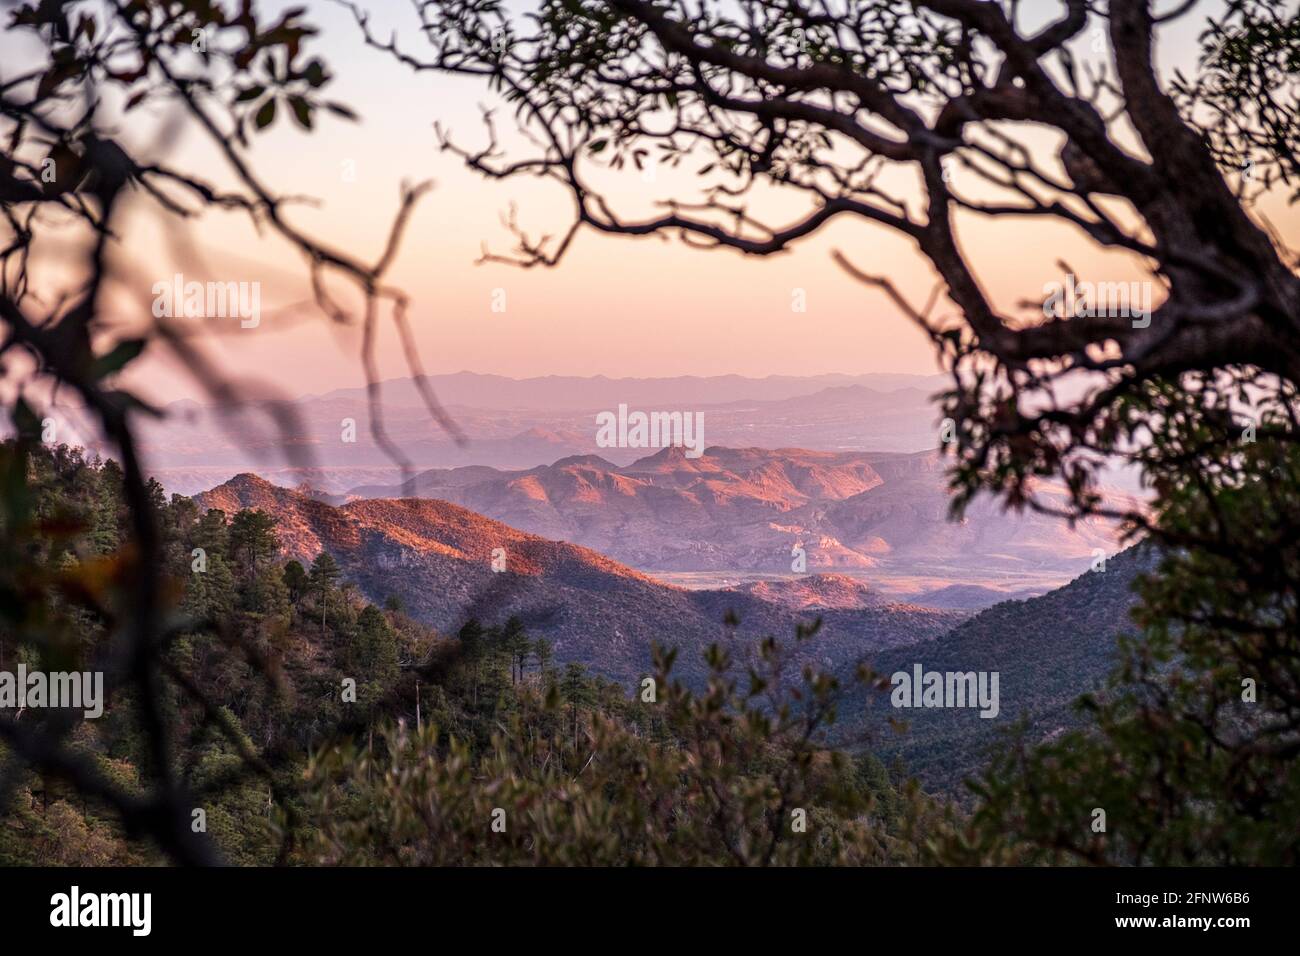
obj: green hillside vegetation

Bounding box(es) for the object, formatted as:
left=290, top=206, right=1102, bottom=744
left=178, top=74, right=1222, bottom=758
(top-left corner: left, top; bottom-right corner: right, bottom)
left=6, top=437, right=1296, bottom=866
left=0, top=442, right=933, bottom=865
left=843, top=547, right=1158, bottom=792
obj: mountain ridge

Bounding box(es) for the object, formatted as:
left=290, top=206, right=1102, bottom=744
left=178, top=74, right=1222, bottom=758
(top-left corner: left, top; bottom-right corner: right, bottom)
left=340, top=446, right=1132, bottom=590
left=194, top=473, right=964, bottom=685
left=839, top=544, right=1159, bottom=792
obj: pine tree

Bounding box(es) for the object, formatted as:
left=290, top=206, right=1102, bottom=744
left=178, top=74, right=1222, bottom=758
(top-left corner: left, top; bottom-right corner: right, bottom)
left=184, top=551, right=236, bottom=624
left=457, top=619, right=486, bottom=708
left=163, top=494, right=199, bottom=573
left=308, top=551, right=341, bottom=638
left=229, top=509, right=279, bottom=583
left=282, top=560, right=308, bottom=607
left=562, top=662, right=589, bottom=752
left=90, top=458, right=125, bottom=553
left=354, top=605, right=400, bottom=701
left=193, top=509, right=229, bottom=559
left=532, top=637, right=554, bottom=676
left=502, top=616, right=530, bottom=685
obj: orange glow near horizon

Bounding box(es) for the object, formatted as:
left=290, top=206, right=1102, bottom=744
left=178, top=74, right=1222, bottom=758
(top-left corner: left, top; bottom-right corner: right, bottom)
left=21, top=0, right=1284, bottom=408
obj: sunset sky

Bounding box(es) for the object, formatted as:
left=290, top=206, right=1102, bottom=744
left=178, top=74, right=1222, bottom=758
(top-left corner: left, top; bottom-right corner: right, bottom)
left=15, top=1, right=1293, bottom=407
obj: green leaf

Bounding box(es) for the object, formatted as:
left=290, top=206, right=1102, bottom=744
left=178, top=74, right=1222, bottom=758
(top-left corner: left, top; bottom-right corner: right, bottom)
left=303, top=59, right=327, bottom=88
left=588, top=138, right=608, bottom=153
left=289, top=95, right=312, bottom=130
left=255, top=97, right=277, bottom=130
left=235, top=85, right=265, bottom=103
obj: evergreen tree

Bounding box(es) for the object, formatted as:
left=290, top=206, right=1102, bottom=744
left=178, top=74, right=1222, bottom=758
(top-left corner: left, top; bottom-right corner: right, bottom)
left=308, top=551, right=341, bottom=637
left=457, top=619, right=486, bottom=708
left=90, top=458, right=125, bottom=553
left=532, top=637, right=553, bottom=675
left=145, top=477, right=167, bottom=514
left=193, top=509, right=230, bottom=560
left=562, top=662, right=590, bottom=751
left=240, top=560, right=286, bottom=615
left=502, top=616, right=530, bottom=685
left=229, top=509, right=279, bottom=583
left=353, top=605, right=401, bottom=701
left=163, top=494, right=200, bottom=572
left=282, top=560, right=308, bottom=607
left=184, top=551, right=236, bottom=625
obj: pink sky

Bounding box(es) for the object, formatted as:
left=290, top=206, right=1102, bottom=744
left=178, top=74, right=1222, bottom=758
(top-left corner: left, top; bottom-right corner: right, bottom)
left=51, top=1, right=1291, bottom=407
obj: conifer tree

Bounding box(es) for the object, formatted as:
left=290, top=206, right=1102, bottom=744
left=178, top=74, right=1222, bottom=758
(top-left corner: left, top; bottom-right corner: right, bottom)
left=229, top=510, right=279, bottom=584
left=308, top=551, right=341, bottom=638
left=282, top=560, right=308, bottom=608
left=502, top=616, right=530, bottom=685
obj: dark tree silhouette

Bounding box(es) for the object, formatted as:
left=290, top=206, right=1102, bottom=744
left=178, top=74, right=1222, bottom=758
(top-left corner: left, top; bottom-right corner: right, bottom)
left=344, top=0, right=1299, bottom=532
left=340, top=0, right=1300, bottom=862
left=5, top=0, right=1299, bottom=867
left=0, top=0, right=457, bottom=864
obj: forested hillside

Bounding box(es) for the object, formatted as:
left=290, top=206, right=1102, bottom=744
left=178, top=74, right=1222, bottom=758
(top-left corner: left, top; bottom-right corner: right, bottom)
left=0, top=442, right=935, bottom=865
left=838, top=547, right=1157, bottom=793
left=194, top=473, right=961, bottom=686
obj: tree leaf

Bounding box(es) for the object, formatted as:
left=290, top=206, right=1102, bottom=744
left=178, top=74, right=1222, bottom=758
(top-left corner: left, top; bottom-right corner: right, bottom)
left=289, top=95, right=312, bottom=130
left=255, top=97, right=277, bottom=130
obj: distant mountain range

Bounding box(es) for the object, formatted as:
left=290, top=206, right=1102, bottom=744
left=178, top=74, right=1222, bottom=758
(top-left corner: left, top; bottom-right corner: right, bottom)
left=111, top=372, right=951, bottom=492
left=338, top=445, right=1132, bottom=597
left=294, top=371, right=951, bottom=410
left=195, top=474, right=962, bottom=685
